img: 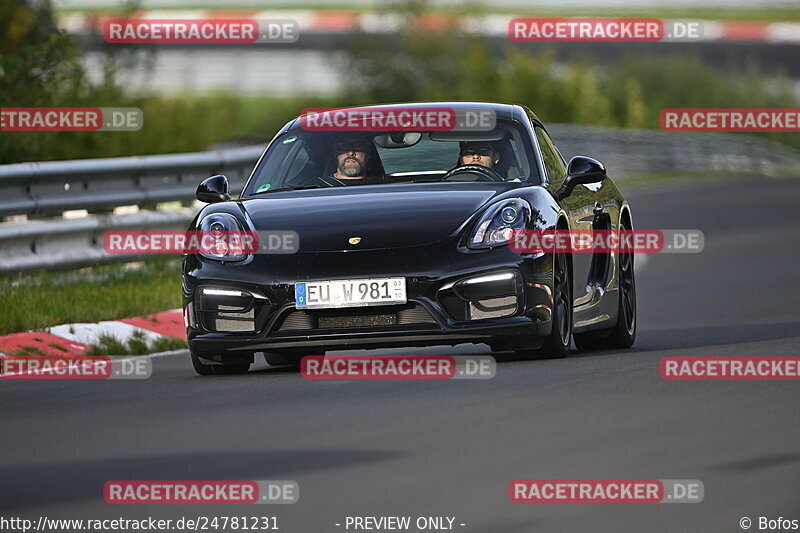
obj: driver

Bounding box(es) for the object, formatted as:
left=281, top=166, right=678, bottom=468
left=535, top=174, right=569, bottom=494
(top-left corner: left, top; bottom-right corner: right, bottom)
left=458, top=141, right=500, bottom=170
left=317, top=135, right=385, bottom=186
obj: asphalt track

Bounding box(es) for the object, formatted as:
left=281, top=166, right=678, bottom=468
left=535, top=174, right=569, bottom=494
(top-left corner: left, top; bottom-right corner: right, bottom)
left=2, top=176, right=799, bottom=532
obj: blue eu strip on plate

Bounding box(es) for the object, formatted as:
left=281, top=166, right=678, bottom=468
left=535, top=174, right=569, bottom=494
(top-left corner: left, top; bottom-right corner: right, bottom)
left=295, top=282, right=307, bottom=307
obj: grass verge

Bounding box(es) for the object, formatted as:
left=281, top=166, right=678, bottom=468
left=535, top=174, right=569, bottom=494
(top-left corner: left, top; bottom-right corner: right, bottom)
left=6, top=332, right=186, bottom=357
left=83, top=332, right=186, bottom=356
left=617, top=168, right=800, bottom=189
left=0, top=259, right=183, bottom=336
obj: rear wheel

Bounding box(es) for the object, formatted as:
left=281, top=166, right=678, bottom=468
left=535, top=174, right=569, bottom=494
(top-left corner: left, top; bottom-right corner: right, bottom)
left=191, top=352, right=252, bottom=375
left=516, top=249, right=572, bottom=359
left=573, top=223, right=637, bottom=351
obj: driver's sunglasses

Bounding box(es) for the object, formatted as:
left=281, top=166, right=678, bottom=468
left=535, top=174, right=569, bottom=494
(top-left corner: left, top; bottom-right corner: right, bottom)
left=336, top=141, right=370, bottom=153
left=461, top=147, right=493, bottom=157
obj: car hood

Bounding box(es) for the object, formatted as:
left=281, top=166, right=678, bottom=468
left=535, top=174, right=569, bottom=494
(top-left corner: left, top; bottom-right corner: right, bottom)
left=240, top=185, right=502, bottom=252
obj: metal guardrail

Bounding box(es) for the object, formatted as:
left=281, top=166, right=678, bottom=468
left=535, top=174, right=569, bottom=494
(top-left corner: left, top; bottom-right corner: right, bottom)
left=0, top=146, right=263, bottom=218
left=0, top=209, right=197, bottom=275
left=0, top=146, right=264, bottom=276
left=549, top=125, right=800, bottom=178
left=1, top=126, right=799, bottom=277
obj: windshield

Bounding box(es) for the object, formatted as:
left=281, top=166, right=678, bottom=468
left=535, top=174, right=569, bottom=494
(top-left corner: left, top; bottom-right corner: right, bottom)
left=243, top=118, right=540, bottom=195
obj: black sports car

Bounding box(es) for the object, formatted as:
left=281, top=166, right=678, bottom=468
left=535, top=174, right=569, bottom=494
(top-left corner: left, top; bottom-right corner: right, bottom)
left=182, top=102, right=636, bottom=375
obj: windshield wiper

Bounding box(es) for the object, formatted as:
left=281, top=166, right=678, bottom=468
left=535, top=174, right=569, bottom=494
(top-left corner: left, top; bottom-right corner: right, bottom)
left=252, top=184, right=327, bottom=195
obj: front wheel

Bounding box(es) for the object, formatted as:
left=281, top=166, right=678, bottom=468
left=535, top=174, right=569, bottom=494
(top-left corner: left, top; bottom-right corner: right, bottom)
left=573, top=226, right=636, bottom=351
left=191, top=352, right=252, bottom=375
left=516, top=250, right=572, bottom=359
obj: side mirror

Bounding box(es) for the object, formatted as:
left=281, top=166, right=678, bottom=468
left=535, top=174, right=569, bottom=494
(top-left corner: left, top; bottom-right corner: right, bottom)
left=554, top=156, right=607, bottom=200
left=196, top=175, right=232, bottom=203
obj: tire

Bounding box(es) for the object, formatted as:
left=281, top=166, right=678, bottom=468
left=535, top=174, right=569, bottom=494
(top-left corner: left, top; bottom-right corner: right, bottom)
left=516, top=249, right=572, bottom=359
left=190, top=352, right=252, bottom=375
left=573, top=223, right=637, bottom=351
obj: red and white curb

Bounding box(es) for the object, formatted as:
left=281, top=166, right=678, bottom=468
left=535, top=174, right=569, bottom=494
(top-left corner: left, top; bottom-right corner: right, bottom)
left=57, top=10, right=800, bottom=43
left=0, top=309, right=185, bottom=357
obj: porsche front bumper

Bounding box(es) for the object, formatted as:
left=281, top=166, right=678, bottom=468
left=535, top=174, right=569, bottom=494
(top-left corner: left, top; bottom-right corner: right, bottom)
left=183, top=244, right=554, bottom=357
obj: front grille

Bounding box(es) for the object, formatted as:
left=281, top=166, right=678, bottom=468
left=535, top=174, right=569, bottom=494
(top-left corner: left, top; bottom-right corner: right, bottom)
left=203, top=305, right=258, bottom=333
left=196, top=288, right=270, bottom=334
left=319, top=314, right=396, bottom=329
left=468, top=296, right=517, bottom=320
left=397, top=305, right=435, bottom=325
left=276, top=303, right=436, bottom=333
left=279, top=311, right=315, bottom=331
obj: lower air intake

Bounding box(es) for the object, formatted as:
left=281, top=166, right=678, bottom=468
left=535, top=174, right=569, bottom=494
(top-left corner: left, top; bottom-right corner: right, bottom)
left=319, top=314, right=396, bottom=329
left=276, top=303, right=436, bottom=332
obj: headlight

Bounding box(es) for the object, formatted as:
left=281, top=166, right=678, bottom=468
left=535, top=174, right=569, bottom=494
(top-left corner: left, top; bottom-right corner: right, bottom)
left=197, top=212, right=248, bottom=261
left=468, top=198, right=531, bottom=249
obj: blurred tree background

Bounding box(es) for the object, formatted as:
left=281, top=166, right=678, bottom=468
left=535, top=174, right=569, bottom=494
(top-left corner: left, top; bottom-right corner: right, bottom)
left=0, top=0, right=241, bottom=162
left=1, top=0, right=798, bottom=163
left=338, top=2, right=798, bottom=138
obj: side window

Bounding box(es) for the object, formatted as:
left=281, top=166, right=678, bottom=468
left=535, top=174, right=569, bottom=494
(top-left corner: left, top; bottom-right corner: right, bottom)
left=248, top=136, right=316, bottom=192
left=534, top=127, right=567, bottom=182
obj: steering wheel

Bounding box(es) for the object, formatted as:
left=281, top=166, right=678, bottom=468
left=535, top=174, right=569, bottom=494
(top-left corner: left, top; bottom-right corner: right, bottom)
left=442, top=164, right=504, bottom=182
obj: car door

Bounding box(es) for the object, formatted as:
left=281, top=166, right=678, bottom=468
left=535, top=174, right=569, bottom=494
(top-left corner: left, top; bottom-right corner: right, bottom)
left=533, top=125, right=599, bottom=311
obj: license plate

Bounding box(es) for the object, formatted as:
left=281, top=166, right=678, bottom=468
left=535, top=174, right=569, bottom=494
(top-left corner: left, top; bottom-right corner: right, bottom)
left=295, top=278, right=406, bottom=309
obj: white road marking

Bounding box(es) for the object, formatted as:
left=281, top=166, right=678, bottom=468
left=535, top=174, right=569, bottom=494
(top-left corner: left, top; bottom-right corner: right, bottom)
left=49, top=321, right=164, bottom=346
